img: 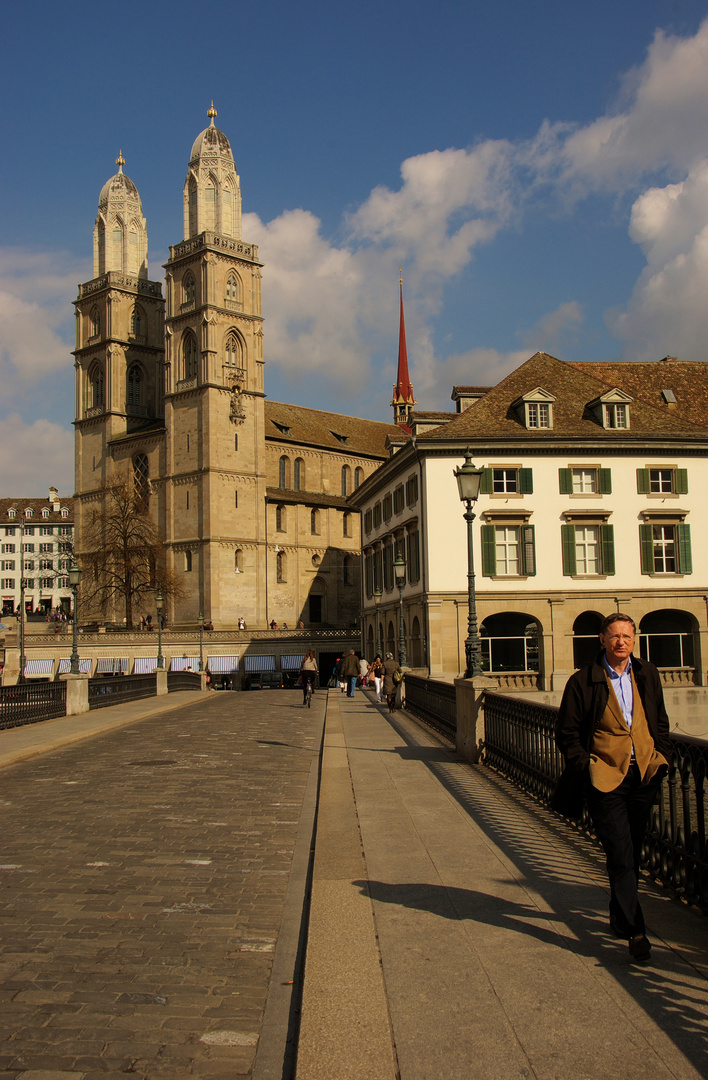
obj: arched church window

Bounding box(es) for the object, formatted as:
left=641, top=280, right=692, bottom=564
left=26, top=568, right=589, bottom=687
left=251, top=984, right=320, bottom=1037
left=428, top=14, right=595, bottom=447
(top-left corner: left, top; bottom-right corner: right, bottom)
left=294, top=458, right=305, bottom=491
left=90, top=308, right=101, bottom=338
left=224, top=331, right=241, bottom=368
left=130, top=307, right=142, bottom=337
left=183, top=334, right=198, bottom=380
left=310, top=509, right=320, bottom=535
left=185, top=551, right=192, bottom=572
left=341, top=465, right=351, bottom=497
left=234, top=549, right=243, bottom=573
left=354, top=467, right=364, bottom=490
left=276, top=504, right=286, bottom=532
left=133, top=453, right=150, bottom=508
left=127, top=365, right=143, bottom=408
left=89, top=363, right=104, bottom=409
left=279, top=456, right=291, bottom=490
left=183, top=273, right=195, bottom=305
left=343, top=555, right=353, bottom=585
left=225, top=273, right=241, bottom=304
left=276, top=550, right=286, bottom=582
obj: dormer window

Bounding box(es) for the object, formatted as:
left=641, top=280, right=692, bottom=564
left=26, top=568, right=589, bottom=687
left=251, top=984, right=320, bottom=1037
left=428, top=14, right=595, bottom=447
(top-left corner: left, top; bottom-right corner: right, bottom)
left=42, top=508, right=50, bottom=519
left=25, top=508, right=34, bottom=518
left=588, top=388, right=632, bottom=430
left=8, top=509, right=16, bottom=519
left=514, top=388, right=556, bottom=430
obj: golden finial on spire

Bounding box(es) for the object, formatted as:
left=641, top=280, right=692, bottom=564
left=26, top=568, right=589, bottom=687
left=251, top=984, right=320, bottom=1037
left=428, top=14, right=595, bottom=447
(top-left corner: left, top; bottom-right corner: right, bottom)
left=399, top=265, right=403, bottom=286
left=116, top=149, right=125, bottom=172
left=208, top=101, right=217, bottom=125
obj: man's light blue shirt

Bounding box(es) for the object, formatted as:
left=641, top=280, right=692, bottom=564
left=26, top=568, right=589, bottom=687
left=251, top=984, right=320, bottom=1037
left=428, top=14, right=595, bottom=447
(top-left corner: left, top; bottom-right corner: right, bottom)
left=603, top=653, right=633, bottom=729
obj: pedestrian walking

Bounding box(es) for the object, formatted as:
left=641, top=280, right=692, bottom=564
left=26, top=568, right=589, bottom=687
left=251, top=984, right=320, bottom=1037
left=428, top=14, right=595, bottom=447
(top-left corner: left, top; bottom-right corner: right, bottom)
left=382, top=652, right=400, bottom=713
left=299, top=650, right=318, bottom=705
left=340, top=650, right=360, bottom=697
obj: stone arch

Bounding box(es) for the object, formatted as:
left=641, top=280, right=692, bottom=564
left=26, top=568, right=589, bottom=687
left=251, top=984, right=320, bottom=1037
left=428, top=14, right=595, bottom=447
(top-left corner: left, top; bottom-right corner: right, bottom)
left=638, top=609, right=697, bottom=669
left=182, top=331, right=198, bottom=379
left=88, top=361, right=104, bottom=409
left=410, top=615, right=422, bottom=667
left=480, top=612, right=541, bottom=673
left=572, top=610, right=603, bottom=669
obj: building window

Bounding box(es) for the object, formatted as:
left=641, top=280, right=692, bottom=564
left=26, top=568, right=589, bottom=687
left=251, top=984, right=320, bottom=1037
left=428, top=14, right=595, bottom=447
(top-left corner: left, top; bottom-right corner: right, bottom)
left=186, top=491, right=190, bottom=510
left=481, top=468, right=533, bottom=494
left=393, top=484, right=405, bottom=513
left=406, top=474, right=419, bottom=506
left=90, top=308, right=101, bottom=337
left=636, top=468, right=688, bottom=495
left=383, top=541, right=394, bottom=590
left=1, top=544, right=15, bottom=554
left=561, top=523, right=615, bottom=576
left=481, top=525, right=536, bottom=576
left=364, top=510, right=372, bottom=534
left=639, top=610, right=695, bottom=669
left=276, top=504, right=286, bottom=532
left=224, top=331, right=241, bottom=368
left=276, top=550, right=286, bottom=583
left=127, top=365, right=142, bottom=408
left=407, top=530, right=420, bottom=584
left=183, top=273, right=195, bottom=304
left=40, top=527, right=53, bottom=536
left=279, top=455, right=291, bottom=489
left=234, top=434, right=238, bottom=451
left=341, top=465, right=351, bottom=497
left=133, top=454, right=150, bottom=508
left=382, top=494, right=392, bottom=522
left=2, top=579, right=15, bottom=589
left=39, top=543, right=53, bottom=553
left=234, top=549, right=242, bottom=573
left=41, top=508, right=50, bottom=519
left=526, top=402, right=551, bottom=429
left=354, top=467, right=364, bottom=490
left=183, top=334, right=198, bottom=379
left=294, top=458, right=305, bottom=491
left=40, top=578, right=53, bottom=589
left=40, top=559, right=53, bottom=571
left=373, top=503, right=382, bottom=528
left=365, top=551, right=374, bottom=596
left=183, top=551, right=192, bottom=572
left=604, top=402, right=628, bottom=429
left=343, top=512, right=351, bottom=538
left=234, top=491, right=238, bottom=508
left=311, top=509, right=320, bottom=535
left=480, top=614, right=539, bottom=674
left=130, top=308, right=142, bottom=336
left=225, top=273, right=241, bottom=304
left=558, top=468, right=612, bottom=495
left=343, top=554, right=353, bottom=585
left=1, top=561, right=15, bottom=571
left=90, top=364, right=104, bottom=408
left=373, top=548, right=383, bottom=594
left=640, top=523, right=692, bottom=575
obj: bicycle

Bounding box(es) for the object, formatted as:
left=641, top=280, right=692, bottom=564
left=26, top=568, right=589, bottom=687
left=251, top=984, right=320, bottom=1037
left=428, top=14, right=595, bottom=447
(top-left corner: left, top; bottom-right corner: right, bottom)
left=305, top=678, right=313, bottom=708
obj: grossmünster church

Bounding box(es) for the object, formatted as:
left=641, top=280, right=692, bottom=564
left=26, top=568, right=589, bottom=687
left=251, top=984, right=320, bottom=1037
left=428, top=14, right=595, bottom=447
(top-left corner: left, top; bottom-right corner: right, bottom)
left=73, top=106, right=402, bottom=629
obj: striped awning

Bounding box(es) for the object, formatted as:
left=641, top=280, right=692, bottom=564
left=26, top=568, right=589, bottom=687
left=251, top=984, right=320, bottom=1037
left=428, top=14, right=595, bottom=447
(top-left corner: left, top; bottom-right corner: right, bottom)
left=281, top=654, right=305, bottom=671
left=171, top=656, right=200, bottom=671
left=57, top=657, right=92, bottom=675
left=134, top=657, right=158, bottom=674
left=207, top=655, right=239, bottom=673
left=242, top=654, right=276, bottom=673
left=24, top=658, right=54, bottom=676
left=95, top=657, right=129, bottom=674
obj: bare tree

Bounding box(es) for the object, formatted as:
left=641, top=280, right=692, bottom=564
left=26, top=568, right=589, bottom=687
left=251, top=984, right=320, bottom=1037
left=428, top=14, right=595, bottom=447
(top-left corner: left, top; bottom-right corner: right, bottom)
left=79, top=477, right=179, bottom=630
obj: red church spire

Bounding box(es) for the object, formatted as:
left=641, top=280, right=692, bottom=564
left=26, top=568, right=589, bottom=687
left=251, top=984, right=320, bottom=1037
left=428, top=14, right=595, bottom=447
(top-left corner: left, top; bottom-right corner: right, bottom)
left=391, top=270, right=416, bottom=428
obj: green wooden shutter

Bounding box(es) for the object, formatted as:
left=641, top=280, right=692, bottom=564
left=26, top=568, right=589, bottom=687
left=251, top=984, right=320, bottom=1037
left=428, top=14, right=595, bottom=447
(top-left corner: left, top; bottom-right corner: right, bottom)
left=521, top=525, right=536, bottom=576
left=637, top=469, right=650, bottom=494
left=677, top=524, right=692, bottom=574
left=639, top=524, right=654, bottom=574
left=598, top=469, right=612, bottom=494
left=519, top=468, right=533, bottom=494
left=675, top=469, right=689, bottom=495
left=559, top=468, right=572, bottom=494
left=481, top=525, right=496, bottom=576
left=561, top=524, right=576, bottom=576
left=600, top=524, right=615, bottom=575
left=480, top=468, right=493, bottom=494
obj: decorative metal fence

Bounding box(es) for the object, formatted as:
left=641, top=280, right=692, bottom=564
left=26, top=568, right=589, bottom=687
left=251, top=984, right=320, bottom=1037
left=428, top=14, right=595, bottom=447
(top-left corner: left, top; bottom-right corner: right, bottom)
left=481, top=691, right=708, bottom=913
left=0, top=681, right=67, bottom=730
left=88, top=674, right=157, bottom=710
left=403, top=674, right=457, bottom=740
left=167, top=671, right=202, bottom=692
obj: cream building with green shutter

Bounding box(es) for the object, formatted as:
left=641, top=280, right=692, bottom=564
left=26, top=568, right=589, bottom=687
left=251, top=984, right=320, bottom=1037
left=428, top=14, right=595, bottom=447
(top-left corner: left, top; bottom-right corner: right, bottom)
left=351, top=350, right=708, bottom=691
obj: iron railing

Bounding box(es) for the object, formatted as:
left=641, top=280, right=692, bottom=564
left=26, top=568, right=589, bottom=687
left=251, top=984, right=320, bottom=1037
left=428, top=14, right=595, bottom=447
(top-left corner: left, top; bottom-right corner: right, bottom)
left=403, top=674, right=457, bottom=740
left=167, top=671, right=202, bottom=693
left=481, top=691, right=708, bottom=912
left=88, top=674, right=157, bottom=710
left=0, top=681, right=67, bottom=730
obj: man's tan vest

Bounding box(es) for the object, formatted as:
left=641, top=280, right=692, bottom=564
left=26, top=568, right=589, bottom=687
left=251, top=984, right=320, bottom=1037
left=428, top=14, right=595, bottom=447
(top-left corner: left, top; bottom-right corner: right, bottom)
left=589, top=669, right=668, bottom=792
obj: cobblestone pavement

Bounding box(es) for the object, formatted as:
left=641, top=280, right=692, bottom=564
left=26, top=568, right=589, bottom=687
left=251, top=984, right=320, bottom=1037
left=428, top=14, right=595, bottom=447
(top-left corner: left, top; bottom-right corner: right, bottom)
left=0, top=690, right=324, bottom=1079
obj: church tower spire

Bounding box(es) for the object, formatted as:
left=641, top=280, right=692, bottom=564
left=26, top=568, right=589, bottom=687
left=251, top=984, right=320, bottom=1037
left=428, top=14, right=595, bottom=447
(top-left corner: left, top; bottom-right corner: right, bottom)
left=391, top=271, right=416, bottom=428
left=183, top=102, right=242, bottom=240
left=93, top=151, right=148, bottom=279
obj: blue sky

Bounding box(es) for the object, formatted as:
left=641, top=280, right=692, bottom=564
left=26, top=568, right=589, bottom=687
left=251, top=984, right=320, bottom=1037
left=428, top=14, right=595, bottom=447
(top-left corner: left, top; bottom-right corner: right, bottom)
left=3, top=0, right=708, bottom=494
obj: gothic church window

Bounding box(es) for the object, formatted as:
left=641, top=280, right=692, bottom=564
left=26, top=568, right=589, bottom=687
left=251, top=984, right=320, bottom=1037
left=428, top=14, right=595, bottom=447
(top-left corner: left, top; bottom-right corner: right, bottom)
left=294, top=458, right=305, bottom=491
left=185, top=551, right=192, bottom=572
left=354, top=467, right=364, bottom=490
left=130, top=307, right=143, bottom=337
left=224, top=331, right=241, bottom=368
left=276, top=550, right=286, bottom=582
left=225, top=273, right=241, bottom=305
left=311, top=509, right=320, bottom=535
left=90, top=363, right=104, bottom=408
left=341, top=465, right=351, bottom=497
left=133, top=454, right=150, bottom=508
left=90, top=308, right=101, bottom=338
left=183, top=273, right=195, bottom=305
left=127, top=365, right=143, bottom=408
left=183, top=333, right=198, bottom=379
left=279, top=456, right=291, bottom=489
left=276, top=504, right=286, bottom=532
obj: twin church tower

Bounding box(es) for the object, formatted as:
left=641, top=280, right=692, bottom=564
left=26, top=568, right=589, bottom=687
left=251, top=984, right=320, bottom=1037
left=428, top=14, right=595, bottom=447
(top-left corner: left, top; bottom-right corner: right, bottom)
left=73, top=107, right=403, bottom=629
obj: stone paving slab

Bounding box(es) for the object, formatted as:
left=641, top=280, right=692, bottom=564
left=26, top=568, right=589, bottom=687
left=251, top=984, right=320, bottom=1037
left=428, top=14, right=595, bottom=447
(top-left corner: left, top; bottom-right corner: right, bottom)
left=0, top=689, right=325, bottom=1079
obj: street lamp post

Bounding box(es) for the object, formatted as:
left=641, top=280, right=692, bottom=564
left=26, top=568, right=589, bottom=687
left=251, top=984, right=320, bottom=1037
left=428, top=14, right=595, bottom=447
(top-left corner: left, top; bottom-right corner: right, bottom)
left=394, top=551, right=407, bottom=667
left=453, top=448, right=484, bottom=679
left=156, top=590, right=165, bottom=669
left=198, top=611, right=204, bottom=673
left=374, top=587, right=382, bottom=658
left=68, top=560, right=82, bottom=675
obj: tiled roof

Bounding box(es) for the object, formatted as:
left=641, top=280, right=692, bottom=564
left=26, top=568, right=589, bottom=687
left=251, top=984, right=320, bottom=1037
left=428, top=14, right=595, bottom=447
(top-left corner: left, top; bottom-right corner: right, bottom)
left=568, top=359, right=708, bottom=430
left=422, top=352, right=707, bottom=441
left=1, top=495, right=74, bottom=521
left=265, top=401, right=400, bottom=458
left=451, top=386, right=493, bottom=395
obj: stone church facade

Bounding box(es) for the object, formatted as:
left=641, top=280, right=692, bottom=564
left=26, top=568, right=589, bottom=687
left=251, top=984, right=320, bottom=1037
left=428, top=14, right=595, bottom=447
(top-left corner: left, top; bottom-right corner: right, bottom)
left=73, top=107, right=399, bottom=629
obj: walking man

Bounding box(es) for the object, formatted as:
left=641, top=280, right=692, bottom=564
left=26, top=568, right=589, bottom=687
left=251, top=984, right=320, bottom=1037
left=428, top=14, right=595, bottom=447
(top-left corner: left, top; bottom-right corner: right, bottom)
left=340, top=649, right=360, bottom=698
left=555, top=613, right=671, bottom=963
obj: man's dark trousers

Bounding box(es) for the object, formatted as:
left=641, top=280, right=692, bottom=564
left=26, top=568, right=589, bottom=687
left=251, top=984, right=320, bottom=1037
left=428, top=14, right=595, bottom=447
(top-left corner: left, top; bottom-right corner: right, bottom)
left=587, top=762, right=661, bottom=937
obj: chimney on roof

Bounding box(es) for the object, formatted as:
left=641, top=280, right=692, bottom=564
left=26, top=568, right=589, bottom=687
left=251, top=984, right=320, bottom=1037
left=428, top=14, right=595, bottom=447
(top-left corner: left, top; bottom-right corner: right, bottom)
left=659, top=355, right=678, bottom=362
left=49, top=486, right=60, bottom=510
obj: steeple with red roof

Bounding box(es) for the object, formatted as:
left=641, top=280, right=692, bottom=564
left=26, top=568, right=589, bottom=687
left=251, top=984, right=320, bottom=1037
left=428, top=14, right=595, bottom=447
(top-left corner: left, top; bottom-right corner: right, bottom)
left=391, top=271, right=416, bottom=429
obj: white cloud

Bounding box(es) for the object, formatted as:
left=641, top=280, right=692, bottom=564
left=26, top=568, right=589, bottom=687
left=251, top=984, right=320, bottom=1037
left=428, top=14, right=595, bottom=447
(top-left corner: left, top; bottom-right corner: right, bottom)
left=0, top=414, right=74, bottom=497
left=522, top=301, right=585, bottom=356
left=0, top=247, right=88, bottom=388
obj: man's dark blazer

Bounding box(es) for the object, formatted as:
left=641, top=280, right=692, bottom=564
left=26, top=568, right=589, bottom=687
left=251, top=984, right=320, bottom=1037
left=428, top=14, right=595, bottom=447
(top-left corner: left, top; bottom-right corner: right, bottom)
left=551, top=652, right=671, bottom=818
